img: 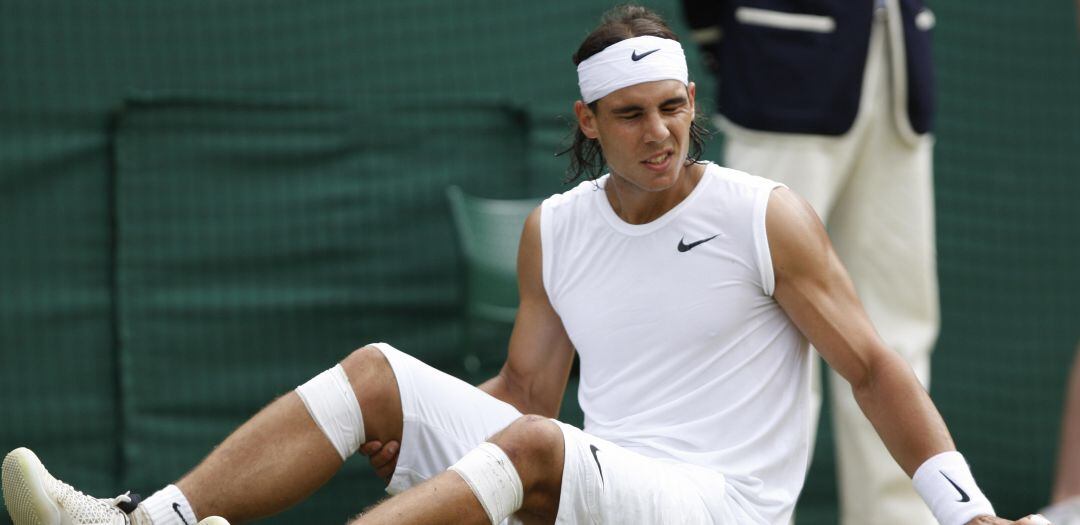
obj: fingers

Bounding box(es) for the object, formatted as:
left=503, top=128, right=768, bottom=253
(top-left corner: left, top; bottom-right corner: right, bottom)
left=967, top=516, right=1011, bottom=524
left=359, top=440, right=400, bottom=482
left=1017, top=514, right=1052, bottom=525
left=967, top=514, right=1052, bottom=525
left=373, top=443, right=399, bottom=483
left=371, top=442, right=399, bottom=469
left=359, top=441, right=383, bottom=456
left=972, top=514, right=1010, bottom=522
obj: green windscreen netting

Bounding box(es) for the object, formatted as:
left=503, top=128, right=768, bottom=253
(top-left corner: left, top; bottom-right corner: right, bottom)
left=110, top=95, right=528, bottom=522
left=929, top=1, right=1080, bottom=516
left=0, top=1, right=1077, bottom=523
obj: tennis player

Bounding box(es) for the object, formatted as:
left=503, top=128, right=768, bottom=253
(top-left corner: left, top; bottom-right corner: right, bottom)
left=1, top=5, right=1052, bottom=525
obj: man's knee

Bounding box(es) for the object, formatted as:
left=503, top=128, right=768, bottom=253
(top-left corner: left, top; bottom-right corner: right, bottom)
left=490, top=415, right=564, bottom=491
left=341, top=345, right=394, bottom=397
left=338, top=344, right=402, bottom=443
left=452, top=416, right=563, bottom=522
left=342, top=344, right=390, bottom=378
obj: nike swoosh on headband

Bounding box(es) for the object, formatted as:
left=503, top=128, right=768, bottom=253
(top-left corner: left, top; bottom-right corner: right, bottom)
left=631, top=49, right=660, bottom=61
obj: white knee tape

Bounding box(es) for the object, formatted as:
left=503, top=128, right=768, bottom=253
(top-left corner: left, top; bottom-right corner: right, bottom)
left=296, top=364, right=365, bottom=461
left=449, top=442, right=524, bottom=525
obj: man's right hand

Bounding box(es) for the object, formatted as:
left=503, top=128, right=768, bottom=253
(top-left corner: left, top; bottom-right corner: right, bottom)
left=359, top=440, right=399, bottom=483
left=967, top=514, right=1052, bottom=525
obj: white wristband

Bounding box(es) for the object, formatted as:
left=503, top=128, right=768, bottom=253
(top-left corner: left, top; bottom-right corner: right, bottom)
left=913, top=451, right=995, bottom=525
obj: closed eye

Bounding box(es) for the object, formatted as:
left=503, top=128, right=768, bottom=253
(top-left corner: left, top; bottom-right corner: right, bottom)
left=662, top=102, right=687, bottom=114
left=661, top=96, right=688, bottom=113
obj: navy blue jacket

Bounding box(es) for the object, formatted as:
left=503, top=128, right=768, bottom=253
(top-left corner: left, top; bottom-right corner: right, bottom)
left=681, top=0, right=935, bottom=136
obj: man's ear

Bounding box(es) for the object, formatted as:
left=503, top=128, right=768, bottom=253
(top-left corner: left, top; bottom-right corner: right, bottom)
left=574, top=100, right=600, bottom=139
left=687, top=82, right=697, bottom=116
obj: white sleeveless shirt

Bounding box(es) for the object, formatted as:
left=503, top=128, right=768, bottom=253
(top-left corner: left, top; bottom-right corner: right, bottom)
left=540, top=163, right=812, bottom=523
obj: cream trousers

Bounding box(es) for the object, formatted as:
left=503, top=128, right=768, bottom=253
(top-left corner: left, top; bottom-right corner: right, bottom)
left=721, top=12, right=940, bottom=525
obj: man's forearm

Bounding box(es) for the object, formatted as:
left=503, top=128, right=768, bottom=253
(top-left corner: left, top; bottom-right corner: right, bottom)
left=852, top=348, right=955, bottom=476
left=478, top=374, right=517, bottom=407
left=854, top=350, right=1008, bottom=524
left=478, top=373, right=556, bottom=417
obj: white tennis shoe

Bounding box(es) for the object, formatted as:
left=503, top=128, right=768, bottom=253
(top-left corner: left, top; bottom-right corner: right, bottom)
left=3, top=447, right=137, bottom=525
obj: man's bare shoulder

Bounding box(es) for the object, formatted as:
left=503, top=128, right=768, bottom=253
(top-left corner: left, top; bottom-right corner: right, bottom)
left=765, top=187, right=831, bottom=280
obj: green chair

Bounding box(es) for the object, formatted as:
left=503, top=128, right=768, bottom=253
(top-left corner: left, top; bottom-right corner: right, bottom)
left=445, top=186, right=584, bottom=427
left=445, top=186, right=540, bottom=378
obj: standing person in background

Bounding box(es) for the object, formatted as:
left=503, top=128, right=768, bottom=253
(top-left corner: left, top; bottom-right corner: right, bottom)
left=1041, top=345, right=1080, bottom=525
left=680, top=1, right=940, bottom=524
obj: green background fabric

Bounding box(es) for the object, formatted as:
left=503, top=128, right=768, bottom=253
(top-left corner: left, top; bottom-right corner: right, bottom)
left=110, top=96, right=528, bottom=522
left=1, top=1, right=1077, bottom=523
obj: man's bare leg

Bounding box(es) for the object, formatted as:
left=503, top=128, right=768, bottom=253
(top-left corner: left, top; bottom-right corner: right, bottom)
left=177, top=345, right=403, bottom=523
left=351, top=472, right=488, bottom=525
left=351, top=416, right=564, bottom=525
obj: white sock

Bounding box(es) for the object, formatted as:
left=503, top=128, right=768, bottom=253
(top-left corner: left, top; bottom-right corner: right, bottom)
left=132, top=484, right=198, bottom=525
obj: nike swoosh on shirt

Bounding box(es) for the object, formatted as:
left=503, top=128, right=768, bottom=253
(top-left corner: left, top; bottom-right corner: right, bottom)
left=677, top=234, right=719, bottom=252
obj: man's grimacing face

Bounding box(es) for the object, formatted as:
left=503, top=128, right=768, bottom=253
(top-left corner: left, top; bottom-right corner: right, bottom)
left=575, top=79, right=697, bottom=193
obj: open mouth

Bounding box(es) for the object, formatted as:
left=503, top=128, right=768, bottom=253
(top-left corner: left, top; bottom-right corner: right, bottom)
left=642, top=151, right=672, bottom=166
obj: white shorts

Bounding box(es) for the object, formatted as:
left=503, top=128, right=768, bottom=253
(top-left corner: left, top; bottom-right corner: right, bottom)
left=373, top=343, right=738, bottom=524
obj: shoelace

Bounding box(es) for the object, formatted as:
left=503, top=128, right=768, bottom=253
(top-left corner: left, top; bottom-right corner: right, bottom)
left=109, top=491, right=135, bottom=508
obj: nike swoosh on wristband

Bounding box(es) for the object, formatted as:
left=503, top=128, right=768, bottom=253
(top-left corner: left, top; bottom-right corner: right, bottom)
left=589, top=444, right=604, bottom=484
left=173, top=502, right=191, bottom=525
left=940, top=471, right=971, bottom=502
left=677, top=234, right=719, bottom=252
left=631, top=49, right=660, bottom=61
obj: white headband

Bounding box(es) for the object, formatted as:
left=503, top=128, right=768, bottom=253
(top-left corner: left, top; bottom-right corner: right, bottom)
left=577, top=35, right=688, bottom=104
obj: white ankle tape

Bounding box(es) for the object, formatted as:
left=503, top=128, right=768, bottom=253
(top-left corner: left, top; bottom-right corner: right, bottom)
left=913, top=451, right=995, bottom=525
left=296, top=364, right=365, bottom=461
left=448, top=442, right=524, bottom=525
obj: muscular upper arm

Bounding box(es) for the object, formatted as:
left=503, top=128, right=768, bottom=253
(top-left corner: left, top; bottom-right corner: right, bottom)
left=767, top=187, right=888, bottom=386
left=487, top=206, right=575, bottom=417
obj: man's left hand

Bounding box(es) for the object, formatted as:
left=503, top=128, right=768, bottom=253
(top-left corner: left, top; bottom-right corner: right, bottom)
left=359, top=439, right=400, bottom=483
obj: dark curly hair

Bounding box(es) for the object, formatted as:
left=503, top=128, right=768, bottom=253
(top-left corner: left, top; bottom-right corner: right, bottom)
left=558, top=5, right=709, bottom=184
